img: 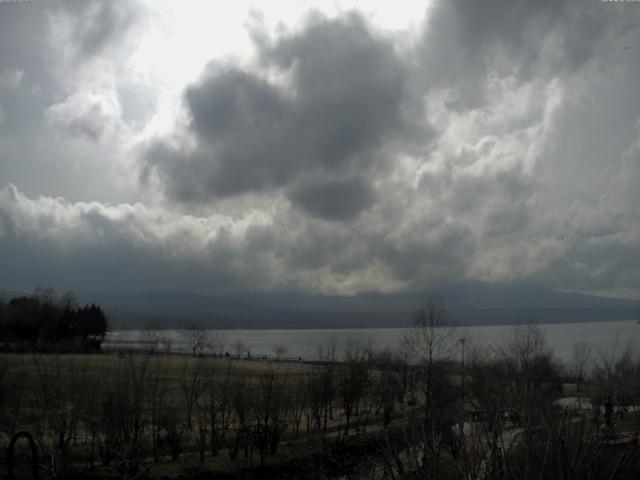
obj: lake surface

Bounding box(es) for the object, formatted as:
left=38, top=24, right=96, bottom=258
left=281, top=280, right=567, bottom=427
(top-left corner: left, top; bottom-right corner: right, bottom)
left=105, top=320, right=640, bottom=363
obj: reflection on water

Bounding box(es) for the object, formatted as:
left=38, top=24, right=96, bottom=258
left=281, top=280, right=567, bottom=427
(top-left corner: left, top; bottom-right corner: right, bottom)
left=105, top=320, right=640, bottom=363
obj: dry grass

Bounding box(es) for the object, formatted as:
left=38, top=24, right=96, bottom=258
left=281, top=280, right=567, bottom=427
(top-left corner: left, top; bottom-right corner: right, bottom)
left=0, top=351, right=311, bottom=392
left=0, top=351, right=387, bottom=478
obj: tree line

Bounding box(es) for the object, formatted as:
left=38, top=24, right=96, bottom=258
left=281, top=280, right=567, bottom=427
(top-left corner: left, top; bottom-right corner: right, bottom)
left=0, top=288, right=108, bottom=352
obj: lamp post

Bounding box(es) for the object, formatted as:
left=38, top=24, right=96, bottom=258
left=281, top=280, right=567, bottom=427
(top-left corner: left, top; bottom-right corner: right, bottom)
left=460, top=337, right=466, bottom=445
left=460, top=338, right=466, bottom=402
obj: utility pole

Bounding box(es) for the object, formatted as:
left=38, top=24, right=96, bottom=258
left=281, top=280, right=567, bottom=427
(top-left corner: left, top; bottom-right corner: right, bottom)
left=460, top=338, right=466, bottom=410
left=460, top=337, right=466, bottom=445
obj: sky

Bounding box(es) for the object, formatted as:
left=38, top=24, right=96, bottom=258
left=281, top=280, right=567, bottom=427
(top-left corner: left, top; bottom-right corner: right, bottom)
left=0, top=0, right=639, bottom=300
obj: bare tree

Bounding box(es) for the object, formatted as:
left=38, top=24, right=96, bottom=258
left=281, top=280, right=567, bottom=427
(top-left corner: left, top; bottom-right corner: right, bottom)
left=140, top=324, right=163, bottom=355
left=181, top=323, right=209, bottom=357
left=31, top=355, right=82, bottom=476
left=288, top=375, right=308, bottom=438
left=498, top=323, right=559, bottom=417
left=209, top=330, right=228, bottom=357
left=373, top=349, right=402, bottom=428
left=571, top=340, right=592, bottom=382
left=391, top=298, right=459, bottom=479
left=403, top=297, right=455, bottom=419
left=231, top=340, right=247, bottom=359
left=228, top=371, right=252, bottom=461
left=253, top=366, right=290, bottom=463
left=145, top=358, right=171, bottom=462
left=338, top=338, right=373, bottom=436
left=177, top=358, right=208, bottom=462
left=571, top=339, right=592, bottom=404
left=159, top=334, right=173, bottom=355
left=179, top=358, right=205, bottom=432
left=96, top=352, right=150, bottom=474
left=592, top=338, right=639, bottom=425
left=201, top=361, right=233, bottom=457
left=271, top=343, right=288, bottom=361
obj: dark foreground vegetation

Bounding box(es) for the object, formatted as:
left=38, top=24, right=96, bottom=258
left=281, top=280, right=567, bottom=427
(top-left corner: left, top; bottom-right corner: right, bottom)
left=0, top=289, right=107, bottom=353
left=2, top=298, right=640, bottom=479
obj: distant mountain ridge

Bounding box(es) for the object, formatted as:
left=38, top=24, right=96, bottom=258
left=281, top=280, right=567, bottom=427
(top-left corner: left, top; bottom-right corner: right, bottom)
left=2, top=284, right=639, bottom=329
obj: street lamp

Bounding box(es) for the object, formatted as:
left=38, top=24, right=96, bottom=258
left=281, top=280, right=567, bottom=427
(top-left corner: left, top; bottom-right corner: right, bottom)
left=460, top=339, right=467, bottom=407
left=460, top=337, right=466, bottom=443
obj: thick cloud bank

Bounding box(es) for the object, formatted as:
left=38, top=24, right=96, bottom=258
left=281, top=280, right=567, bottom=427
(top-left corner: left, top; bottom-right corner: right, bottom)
left=0, top=1, right=639, bottom=298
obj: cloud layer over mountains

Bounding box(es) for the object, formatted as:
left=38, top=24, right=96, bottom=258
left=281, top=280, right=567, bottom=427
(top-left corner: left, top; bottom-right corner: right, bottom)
left=0, top=0, right=639, bottom=298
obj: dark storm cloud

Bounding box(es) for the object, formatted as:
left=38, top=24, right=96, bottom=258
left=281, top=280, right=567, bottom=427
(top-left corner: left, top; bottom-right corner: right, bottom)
left=133, top=1, right=640, bottom=295
left=177, top=69, right=290, bottom=197
left=288, top=177, right=375, bottom=221
left=144, top=13, right=407, bottom=220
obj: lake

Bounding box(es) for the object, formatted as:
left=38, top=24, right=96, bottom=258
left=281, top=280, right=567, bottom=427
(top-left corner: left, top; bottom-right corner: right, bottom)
left=104, top=320, right=640, bottom=363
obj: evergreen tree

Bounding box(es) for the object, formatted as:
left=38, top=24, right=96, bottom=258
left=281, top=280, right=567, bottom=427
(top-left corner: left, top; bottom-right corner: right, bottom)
left=0, top=289, right=108, bottom=352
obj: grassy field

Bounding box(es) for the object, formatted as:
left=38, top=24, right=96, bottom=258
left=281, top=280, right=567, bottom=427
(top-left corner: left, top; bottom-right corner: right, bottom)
left=4, top=336, right=639, bottom=480
left=0, top=350, right=404, bottom=479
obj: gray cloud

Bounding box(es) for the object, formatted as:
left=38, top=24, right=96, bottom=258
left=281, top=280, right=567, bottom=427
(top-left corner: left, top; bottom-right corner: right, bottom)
left=45, top=90, right=121, bottom=141
left=144, top=13, right=408, bottom=220
left=420, top=0, right=633, bottom=109
left=288, top=177, right=375, bottom=221
left=134, top=2, right=640, bottom=295
left=54, top=0, right=143, bottom=60
left=0, top=0, right=148, bottom=204
left=1, top=1, right=640, bottom=300
left=0, top=184, right=278, bottom=294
